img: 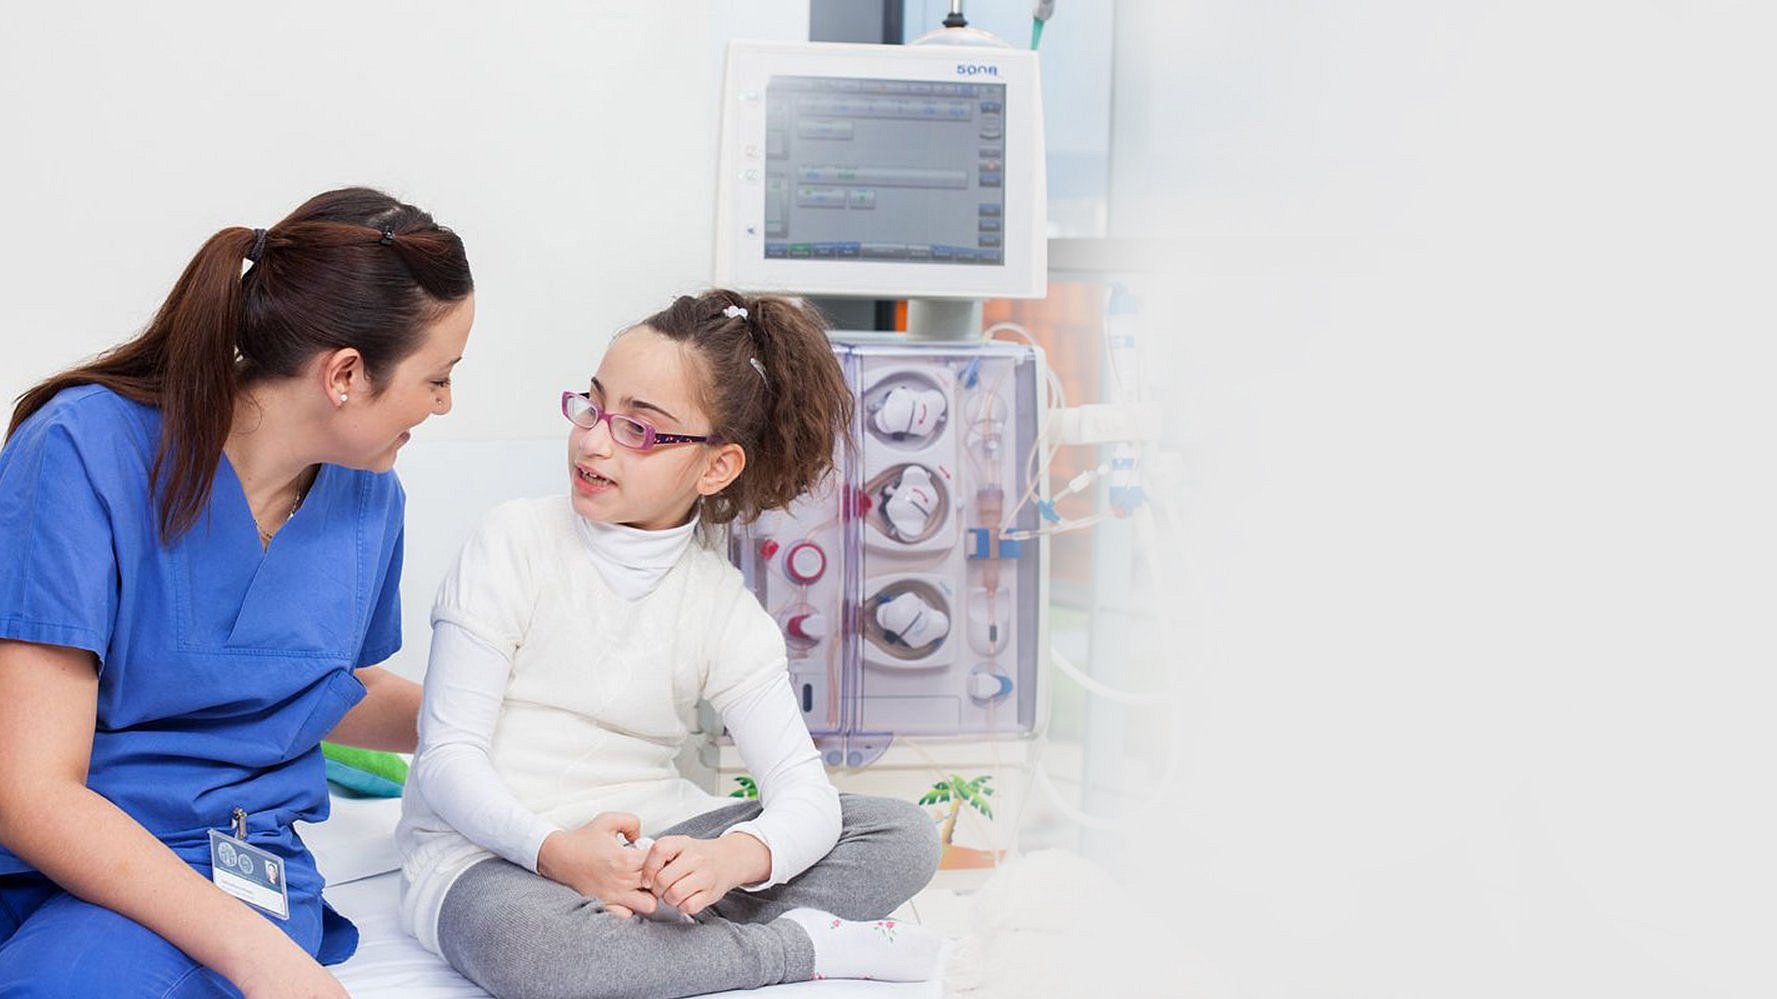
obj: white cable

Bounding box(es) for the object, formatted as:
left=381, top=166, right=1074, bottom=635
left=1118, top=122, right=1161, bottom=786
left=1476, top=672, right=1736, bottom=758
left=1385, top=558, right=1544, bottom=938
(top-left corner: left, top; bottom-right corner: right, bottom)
left=1001, top=513, right=1110, bottom=541
left=1048, top=646, right=1176, bottom=706
left=1128, top=501, right=1173, bottom=604
left=977, top=303, right=1196, bottom=840
left=1028, top=701, right=1190, bottom=833
left=1030, top=761, right=1127, bottom=831
left=983, top=320, right=1038, bottom=349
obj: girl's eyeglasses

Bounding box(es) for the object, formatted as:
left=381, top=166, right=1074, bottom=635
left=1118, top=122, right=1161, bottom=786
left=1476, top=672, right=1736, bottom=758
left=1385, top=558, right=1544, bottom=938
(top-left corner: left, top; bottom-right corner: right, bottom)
left=560, top=391, right=718, bottom=452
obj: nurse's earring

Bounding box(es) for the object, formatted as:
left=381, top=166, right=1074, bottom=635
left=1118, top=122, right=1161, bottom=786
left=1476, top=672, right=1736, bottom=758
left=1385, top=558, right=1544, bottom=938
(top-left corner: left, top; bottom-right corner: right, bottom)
left=338, top=393, right=349, bottom=404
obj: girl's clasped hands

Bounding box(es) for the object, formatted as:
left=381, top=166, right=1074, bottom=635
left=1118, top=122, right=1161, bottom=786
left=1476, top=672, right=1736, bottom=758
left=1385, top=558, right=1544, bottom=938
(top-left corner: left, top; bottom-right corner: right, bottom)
left=536, top=812, right=769, bottom=921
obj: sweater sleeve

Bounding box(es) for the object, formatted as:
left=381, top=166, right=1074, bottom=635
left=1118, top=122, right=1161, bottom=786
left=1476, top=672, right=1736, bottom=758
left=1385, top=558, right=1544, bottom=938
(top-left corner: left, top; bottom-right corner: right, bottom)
left=408, top=620, right=561, bottom=871
left=717, top=674, right=842, bottom=889
left=430, top=500, right=538, bottom=654
left=701, top=567, right=793, bottom=715
left=410, top=501, right=559, bottom=870
left=701, top=571, right=841, bottom=888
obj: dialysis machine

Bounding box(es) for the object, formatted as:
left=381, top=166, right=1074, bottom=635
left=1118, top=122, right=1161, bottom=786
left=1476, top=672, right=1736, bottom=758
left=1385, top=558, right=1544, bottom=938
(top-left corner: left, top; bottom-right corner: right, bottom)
left=709, top=39, right=1052, bottom=771
left=730, top=341, right=1046, bottom=768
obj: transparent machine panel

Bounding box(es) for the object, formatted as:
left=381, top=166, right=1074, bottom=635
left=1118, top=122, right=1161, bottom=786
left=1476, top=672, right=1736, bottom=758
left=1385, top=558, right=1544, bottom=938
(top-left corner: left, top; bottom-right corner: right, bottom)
left=731, top=340, right=1045, bottom=767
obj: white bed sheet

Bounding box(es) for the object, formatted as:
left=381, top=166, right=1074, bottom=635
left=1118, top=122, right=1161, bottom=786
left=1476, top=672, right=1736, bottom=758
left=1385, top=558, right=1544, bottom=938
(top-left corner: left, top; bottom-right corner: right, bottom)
left=325, top=872, right=486, bottom=998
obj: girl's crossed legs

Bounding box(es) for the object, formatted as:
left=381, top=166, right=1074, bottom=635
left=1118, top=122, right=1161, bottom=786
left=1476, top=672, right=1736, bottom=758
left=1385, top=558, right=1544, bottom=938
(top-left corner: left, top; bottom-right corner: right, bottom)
left=437, top=794, right=941, bottom=999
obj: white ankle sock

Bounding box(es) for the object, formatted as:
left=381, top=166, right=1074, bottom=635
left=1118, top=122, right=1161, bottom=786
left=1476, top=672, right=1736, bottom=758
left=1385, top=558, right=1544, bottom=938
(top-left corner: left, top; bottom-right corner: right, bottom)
left=780, top=907, right=941, bottom=982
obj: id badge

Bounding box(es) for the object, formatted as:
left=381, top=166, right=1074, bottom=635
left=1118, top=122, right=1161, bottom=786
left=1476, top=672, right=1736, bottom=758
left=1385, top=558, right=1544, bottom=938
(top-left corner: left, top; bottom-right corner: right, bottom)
left=208, top=828, right=290, bottom=920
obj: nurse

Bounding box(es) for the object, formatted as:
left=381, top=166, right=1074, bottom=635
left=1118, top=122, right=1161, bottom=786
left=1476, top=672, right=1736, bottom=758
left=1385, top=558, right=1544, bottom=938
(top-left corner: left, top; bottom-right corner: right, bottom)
left=0, top=187, right=474, bottom=997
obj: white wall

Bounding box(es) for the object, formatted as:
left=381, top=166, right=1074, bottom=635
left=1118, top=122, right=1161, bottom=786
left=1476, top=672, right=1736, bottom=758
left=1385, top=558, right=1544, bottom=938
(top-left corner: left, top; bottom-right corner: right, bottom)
left=1114, top=2, right=1777, bottom=997
left=1, top=1, right=807, bottom=678
left=1, top=2, right=806, bottom=438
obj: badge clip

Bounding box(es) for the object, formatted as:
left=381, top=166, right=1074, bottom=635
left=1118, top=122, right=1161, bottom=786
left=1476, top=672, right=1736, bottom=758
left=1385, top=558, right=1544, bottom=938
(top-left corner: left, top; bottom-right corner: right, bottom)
left=209, top=808, right=290, bottom=920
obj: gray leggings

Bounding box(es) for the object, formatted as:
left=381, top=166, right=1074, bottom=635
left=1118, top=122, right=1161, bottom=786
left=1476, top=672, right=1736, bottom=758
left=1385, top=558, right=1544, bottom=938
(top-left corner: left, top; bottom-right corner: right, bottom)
left=436, top=794, right=940, bottom=999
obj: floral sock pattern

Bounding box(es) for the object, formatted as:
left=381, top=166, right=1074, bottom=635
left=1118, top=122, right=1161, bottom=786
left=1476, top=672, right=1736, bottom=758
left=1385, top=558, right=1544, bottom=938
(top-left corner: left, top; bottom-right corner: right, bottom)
left=780, top=907, right=940, bottom=983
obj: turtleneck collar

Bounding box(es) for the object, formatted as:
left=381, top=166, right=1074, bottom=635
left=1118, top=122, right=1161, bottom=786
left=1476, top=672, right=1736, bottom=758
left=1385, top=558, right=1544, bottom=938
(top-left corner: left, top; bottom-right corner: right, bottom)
left=572, top=512, right=698, bottom=600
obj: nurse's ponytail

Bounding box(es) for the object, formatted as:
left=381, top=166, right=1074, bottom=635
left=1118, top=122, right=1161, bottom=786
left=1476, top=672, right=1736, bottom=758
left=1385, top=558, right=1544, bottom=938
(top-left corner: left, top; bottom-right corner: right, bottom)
left=8, top=188, right=473, bottom=543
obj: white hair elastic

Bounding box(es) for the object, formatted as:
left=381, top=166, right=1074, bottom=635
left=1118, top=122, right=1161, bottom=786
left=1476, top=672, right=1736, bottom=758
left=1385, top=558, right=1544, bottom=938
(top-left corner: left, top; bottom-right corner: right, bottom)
left=723, top=304, right=748, bottom=320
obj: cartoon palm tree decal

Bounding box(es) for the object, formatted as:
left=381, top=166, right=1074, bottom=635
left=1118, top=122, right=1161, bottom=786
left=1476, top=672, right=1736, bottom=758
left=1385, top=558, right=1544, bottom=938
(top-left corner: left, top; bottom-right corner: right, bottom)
left=918, top=775, right=994, bottom=846
left=729, top=775, right=759, bottom=799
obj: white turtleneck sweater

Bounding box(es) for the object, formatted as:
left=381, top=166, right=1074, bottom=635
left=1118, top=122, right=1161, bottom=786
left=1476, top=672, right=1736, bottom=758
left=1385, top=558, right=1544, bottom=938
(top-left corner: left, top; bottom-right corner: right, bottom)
left=395, top=496, right=841, bottom=954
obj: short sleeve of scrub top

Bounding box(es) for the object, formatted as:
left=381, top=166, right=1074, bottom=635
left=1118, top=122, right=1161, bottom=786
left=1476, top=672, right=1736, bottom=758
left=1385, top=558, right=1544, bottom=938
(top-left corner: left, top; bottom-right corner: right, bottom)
left=359, top=521, right=404, bottom=668
left=0, top=390, right=123, bottom=659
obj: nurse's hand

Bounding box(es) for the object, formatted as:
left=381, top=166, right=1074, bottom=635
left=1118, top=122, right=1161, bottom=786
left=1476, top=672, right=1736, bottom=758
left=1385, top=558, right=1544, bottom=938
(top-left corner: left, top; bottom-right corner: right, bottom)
left=640, top=831, right=771, bottom=917
left=536, top=812, right=657, bottom=919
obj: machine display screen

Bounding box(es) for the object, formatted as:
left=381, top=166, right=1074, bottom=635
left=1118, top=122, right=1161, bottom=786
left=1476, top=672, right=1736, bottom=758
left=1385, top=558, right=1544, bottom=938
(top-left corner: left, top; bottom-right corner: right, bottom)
left=762, top=75, right=1008, bottom=267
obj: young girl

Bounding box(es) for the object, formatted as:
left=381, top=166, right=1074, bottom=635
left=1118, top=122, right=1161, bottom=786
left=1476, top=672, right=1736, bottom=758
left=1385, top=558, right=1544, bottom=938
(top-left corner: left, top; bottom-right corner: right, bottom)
left=397, top=290, right=942, bottom=997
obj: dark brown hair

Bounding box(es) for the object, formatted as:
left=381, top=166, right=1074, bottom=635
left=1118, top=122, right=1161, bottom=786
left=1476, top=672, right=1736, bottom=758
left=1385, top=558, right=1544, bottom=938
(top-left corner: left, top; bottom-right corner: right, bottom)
left=633, top=289, right=853, bottom=526
left=8, top=187, right=473, bottom=543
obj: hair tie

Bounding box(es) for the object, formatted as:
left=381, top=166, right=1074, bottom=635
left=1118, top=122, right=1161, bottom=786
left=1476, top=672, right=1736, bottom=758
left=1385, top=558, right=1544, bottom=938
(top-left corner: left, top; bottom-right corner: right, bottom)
left=379, top=226, right=395, bottom=246
left=246, top=228, right=268, bottom=263
left=723, top=304, right=748, bottom=321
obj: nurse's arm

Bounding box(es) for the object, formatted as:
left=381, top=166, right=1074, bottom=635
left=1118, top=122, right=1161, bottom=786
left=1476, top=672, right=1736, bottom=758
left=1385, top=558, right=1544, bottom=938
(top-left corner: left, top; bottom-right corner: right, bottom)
left=323, top=665, right=421, bottom=753
left=0, top=639, right=348, bottom=998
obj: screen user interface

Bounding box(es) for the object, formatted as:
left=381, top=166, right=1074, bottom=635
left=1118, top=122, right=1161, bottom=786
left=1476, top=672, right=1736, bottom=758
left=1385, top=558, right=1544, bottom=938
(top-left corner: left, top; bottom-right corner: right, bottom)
left=763, top=74, right=1009, bottom=266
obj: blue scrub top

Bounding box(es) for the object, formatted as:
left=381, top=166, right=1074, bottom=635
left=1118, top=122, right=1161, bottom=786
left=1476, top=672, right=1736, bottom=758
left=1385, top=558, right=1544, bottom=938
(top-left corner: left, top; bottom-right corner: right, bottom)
left=0, top=385, right=404, bottom=963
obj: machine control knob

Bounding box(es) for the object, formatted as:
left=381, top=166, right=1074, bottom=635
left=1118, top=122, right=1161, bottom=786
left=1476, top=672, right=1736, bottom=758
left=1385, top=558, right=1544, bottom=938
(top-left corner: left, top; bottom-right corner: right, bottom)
left=786, top=612, right=829, bottom=643
left=785, top=541, right=827, bottom=584
left=967, top=667, right=1014, bottom=702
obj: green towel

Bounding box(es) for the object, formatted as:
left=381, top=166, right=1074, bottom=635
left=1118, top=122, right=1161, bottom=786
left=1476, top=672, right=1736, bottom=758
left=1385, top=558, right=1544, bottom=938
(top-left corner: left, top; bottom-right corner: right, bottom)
left=320, top=742, right=409, bottom=797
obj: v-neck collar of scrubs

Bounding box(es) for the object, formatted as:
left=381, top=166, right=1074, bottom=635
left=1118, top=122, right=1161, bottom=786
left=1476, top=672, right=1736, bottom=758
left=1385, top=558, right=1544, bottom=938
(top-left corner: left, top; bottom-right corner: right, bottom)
left=186, top=457, right=362, bottom=652
left=215, top=453, right=332, bottom=558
